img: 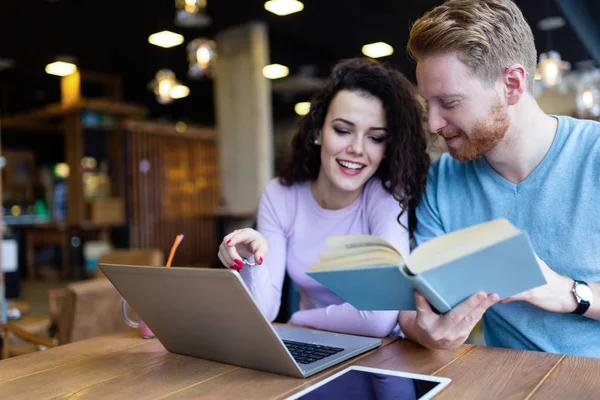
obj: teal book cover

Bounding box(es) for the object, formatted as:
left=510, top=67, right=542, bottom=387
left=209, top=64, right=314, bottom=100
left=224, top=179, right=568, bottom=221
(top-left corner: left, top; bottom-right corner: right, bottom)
left=307, top=220, right=547, bottom=313
left=306, top=265, right=416, bottom=311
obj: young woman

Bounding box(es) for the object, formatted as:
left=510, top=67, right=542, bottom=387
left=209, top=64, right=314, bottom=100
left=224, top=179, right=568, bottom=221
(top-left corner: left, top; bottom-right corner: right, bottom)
left=217, top=57, right=430, bottom=337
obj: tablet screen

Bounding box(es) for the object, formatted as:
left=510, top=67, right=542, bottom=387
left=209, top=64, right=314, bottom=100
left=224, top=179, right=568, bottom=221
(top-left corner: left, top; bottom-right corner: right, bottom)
left=287, top=367, right=450, bottom=400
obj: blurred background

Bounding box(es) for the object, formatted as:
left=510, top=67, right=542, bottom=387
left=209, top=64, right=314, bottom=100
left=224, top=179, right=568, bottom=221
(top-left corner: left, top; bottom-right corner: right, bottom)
left=0, top=0, right=598, bottom=355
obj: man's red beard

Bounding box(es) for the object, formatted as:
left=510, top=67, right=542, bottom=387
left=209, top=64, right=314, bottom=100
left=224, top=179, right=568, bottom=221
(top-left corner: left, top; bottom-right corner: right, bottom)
left=442, top=98, right=510, bottom=162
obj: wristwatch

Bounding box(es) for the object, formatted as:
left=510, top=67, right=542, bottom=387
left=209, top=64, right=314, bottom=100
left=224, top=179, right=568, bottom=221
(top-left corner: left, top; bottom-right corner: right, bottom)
left=571, top=280, right=593, bottom=316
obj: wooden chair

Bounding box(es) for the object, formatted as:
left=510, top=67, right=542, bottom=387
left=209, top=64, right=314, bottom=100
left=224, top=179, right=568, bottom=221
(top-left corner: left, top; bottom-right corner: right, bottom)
left=2, top=317, right=56, bottom=359
left=2, top=279, right=126, bottom=359
left=45, top=248, right=165, bottom=319
left=94, top=248, right=164, bottom=279
left=1, top=248, right=165, bottom=359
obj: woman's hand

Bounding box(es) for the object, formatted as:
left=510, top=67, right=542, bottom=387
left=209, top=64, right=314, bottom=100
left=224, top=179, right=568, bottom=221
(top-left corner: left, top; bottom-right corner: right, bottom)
left=217, top=228, right=268, bottom=270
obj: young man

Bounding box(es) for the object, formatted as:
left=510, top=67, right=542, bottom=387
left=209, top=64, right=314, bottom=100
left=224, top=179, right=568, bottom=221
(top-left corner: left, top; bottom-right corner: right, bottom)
left=398, top=0, right=600, bottom=357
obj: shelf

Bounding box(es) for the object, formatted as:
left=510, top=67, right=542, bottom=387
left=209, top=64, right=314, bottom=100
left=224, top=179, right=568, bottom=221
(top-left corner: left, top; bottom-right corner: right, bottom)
left=2, top=98, right=146, bottom=132
left=4, top=220, right=125, bottom=230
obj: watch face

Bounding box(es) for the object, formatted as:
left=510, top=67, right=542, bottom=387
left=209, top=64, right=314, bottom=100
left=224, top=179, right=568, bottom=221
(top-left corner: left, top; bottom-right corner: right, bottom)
left=575, top=283, right=593, bottom=302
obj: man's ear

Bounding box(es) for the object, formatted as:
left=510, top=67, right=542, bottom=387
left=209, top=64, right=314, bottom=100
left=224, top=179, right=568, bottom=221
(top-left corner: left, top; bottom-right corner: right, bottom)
left=503, top=64, right=527, bottom=106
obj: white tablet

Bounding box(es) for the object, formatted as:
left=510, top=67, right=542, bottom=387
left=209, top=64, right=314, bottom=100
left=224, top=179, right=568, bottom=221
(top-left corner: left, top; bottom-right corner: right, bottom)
left=286, top=366, right=451, bottom=400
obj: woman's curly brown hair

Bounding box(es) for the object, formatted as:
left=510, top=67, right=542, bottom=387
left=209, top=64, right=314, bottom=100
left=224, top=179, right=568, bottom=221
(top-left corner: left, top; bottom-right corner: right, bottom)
left=279, top=57, right=431, bottom=236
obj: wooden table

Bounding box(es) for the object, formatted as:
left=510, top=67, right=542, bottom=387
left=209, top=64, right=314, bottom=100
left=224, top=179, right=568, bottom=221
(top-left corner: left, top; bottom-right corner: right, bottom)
left=0, top=329, right=598, bottom=399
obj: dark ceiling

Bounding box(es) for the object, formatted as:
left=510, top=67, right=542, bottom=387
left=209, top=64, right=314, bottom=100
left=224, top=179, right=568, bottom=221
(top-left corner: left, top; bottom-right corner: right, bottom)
left=0, top=0, right=597, bottom=125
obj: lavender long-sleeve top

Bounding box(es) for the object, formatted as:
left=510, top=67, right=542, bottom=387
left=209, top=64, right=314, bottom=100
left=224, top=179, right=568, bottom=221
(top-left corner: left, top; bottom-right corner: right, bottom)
left=239, top=177, right=409, bottom=337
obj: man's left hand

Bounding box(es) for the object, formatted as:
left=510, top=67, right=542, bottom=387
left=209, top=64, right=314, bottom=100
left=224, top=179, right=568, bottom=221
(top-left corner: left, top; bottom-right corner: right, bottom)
left=501, top=255, right=577, bottom=313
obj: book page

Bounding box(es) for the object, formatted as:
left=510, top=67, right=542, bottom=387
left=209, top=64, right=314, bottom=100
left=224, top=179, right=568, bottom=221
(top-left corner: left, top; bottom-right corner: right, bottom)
left=310, top=252, right=403, bottom=271
left=324, top=235, right=399, bottom=253
left=317, top=245, right=400, bottom=262
left=408, top=219, right=521, bottom=274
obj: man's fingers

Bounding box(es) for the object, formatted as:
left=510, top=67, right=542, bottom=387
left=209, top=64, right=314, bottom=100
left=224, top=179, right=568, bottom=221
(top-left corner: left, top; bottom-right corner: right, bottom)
left=414, top=291, right=433, bottom=314
left=436, top=291, right=486, bottom=331
left=484, top=293, right=500, bottom=309
left=458, top=293, right=500, bottom=332
left=413, top=291, right=442, bottom=328
left=449, top=291, right=487, bottom=317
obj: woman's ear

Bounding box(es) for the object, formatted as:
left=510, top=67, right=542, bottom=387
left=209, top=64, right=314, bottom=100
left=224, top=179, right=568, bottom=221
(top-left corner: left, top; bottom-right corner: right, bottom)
left=314, top=130, right=321, bottom=145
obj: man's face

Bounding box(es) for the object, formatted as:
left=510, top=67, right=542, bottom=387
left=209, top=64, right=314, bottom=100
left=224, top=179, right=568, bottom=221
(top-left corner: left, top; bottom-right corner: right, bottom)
left=416, top=53, right=510, bottom=162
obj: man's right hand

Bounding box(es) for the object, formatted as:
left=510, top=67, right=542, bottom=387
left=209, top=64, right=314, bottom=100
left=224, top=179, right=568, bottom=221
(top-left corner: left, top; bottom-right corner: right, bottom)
left=398, top=291, right=499, bottom=350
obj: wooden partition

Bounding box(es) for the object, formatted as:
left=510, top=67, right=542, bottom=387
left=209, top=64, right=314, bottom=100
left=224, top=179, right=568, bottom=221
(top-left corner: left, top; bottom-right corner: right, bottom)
left=126, top=121, right=220, bottom=267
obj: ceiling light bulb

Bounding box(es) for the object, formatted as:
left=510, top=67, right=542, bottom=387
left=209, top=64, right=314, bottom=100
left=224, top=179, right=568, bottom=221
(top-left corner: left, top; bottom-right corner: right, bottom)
left=264, top=0, right=304, bottom=16
left=170, top=85, right=190, bottom=99
left=536, top=51, right=570, bottom=89
left=45, top=61, right=77, bottom=76
left=184, top=0, right=200, bottom=13
left=148, top=31, right=184, bottom=48
left=263, top=64, right=289, bottom=79
left=582, top=88, right=595, bottom=109
left=197, top=47, right=211, bottom=65
left=543, top=62, right=559, bottom=86
left=159, top=80, right=173, bottom=97
left=294, top=102, right=310, bottom=116
left=361, top=42, right=394, bottom=58
left=188, top=38, right=216, bottom=79
left=175, top=0, right=211, bottom=27
left=149, top=69, right=182, bottom=104
left=577, top=84, right=600, bottom=117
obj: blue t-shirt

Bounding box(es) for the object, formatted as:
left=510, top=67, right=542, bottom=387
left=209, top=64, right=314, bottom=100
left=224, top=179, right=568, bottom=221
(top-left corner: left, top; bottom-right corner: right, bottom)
left=414, top=115, right=600, bottom=358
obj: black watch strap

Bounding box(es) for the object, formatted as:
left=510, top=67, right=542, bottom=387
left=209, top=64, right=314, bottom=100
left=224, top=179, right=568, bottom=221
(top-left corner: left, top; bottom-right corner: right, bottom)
left=572, top=280, right=592, bottom=316
left=573, top=299, right=591, bottom=315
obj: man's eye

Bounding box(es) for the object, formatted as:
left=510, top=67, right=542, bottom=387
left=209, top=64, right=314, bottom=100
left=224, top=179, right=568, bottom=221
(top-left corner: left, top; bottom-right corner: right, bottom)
left=441, top=101, right=458, bottom=109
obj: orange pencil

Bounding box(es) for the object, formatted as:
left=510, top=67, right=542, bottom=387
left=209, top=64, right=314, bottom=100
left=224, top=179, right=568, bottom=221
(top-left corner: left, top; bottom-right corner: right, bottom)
left=166, top=234, right=184, bottom=267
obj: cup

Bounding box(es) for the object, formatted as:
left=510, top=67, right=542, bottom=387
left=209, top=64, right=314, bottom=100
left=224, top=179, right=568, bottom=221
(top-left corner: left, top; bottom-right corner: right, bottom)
left=121, top=298, right=154, bottom=339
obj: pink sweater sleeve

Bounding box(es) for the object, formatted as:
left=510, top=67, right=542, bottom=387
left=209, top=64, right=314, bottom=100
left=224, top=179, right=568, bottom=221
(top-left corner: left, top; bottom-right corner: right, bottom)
left=241, top=179, right=409, bottom=337
left=289, top=181, right=410, bottom=337
left=238, top=181, right=289, bottom=321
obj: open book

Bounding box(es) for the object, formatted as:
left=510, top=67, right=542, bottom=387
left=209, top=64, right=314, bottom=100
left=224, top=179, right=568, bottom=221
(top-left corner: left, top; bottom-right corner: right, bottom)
left=306, top=219, right=546, bottom=313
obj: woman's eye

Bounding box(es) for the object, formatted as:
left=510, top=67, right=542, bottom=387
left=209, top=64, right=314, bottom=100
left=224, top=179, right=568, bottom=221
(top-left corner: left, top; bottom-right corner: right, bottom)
left=334, top=127, right=349, bottom=134
left=369, top=136, right=385, bottom=143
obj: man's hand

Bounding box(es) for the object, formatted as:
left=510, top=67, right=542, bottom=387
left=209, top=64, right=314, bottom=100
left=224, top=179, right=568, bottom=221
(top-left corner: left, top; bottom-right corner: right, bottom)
left=500, top=255, right=577, bottom=313
left=399, top=291, right=499, bottom=350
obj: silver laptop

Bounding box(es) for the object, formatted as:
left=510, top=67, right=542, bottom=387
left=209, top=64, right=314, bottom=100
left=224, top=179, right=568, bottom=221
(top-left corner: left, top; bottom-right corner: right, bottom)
left=99, top=264, right=382, bottom=378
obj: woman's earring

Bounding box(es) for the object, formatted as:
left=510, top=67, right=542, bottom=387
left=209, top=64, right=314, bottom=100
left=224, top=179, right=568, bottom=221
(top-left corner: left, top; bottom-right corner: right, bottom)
left=314, top=139, right=320, bottom=145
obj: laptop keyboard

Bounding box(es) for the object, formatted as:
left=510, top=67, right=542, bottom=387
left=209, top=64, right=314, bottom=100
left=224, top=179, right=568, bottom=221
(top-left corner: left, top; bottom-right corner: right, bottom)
left=283, top=340, right=344, bottom=365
